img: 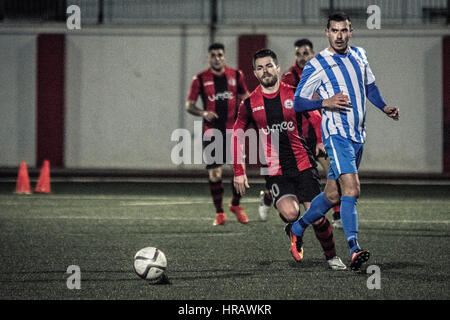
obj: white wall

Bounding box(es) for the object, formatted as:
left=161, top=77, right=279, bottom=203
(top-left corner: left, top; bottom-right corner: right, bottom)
left=0, top=26, right=448, bottom=174
left=65, top=33, right=183, bottom=169
left=0, top=34, right=36, bottom=167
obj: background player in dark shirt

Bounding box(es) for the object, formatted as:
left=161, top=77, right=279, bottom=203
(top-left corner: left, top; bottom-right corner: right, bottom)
left=232, top=49, right=346, bottom=270
left=186, top=43, right=250, bottom=226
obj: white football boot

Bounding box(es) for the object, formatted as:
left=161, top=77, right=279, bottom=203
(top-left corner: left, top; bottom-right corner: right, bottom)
left=327, top=256, right=347, bottom=270
left=332, top=219, right=343, bottom=229
left=258, top=190, right=271, bottom=221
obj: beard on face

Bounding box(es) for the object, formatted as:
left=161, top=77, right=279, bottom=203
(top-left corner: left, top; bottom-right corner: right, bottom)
left=331, top=39, right=348, bottom=54
left=211, top=64, right=223, bottom=72
left=260, top=73, right=278, bottom=88
left=297, top=58, right=307, bottom=67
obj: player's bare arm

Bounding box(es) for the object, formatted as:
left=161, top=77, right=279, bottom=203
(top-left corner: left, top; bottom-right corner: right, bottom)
left=185, top=100, right=219, bottom=122
left=383, top=106, right=399, bottom=121
left=233, top=174, right=249, bottom=195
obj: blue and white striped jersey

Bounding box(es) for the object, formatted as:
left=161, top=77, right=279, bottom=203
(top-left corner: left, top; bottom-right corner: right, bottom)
left=294, top=46, right=376, bottom=144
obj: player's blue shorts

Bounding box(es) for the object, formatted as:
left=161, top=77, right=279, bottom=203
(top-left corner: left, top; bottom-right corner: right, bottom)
left=324, top=134, right=364, bottom=180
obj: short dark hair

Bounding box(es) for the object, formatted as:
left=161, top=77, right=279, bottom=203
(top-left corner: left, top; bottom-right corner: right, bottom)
left=294, top=39, right=313, bottom=50
left=327, top=11, right=351, bottom=29
left=253, top=49, right=278, bottom=68
left=208, top=43, right=225, bottom=52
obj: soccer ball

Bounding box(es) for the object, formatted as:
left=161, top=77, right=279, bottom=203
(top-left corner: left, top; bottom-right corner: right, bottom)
left=133, top=247, right=167, bottom=281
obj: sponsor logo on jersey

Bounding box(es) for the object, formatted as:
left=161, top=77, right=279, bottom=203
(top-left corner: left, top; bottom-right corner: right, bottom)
left=284, top=99, right=293, bottom=109
left=328, top=63, right=339, bottom=69
left=261, top=121, right=295, bottom=135
left=252, top=106, right=265, bottom=112
left=228, top=78, right=236, bottom=86
left=208, top=91, right=234, bottom=101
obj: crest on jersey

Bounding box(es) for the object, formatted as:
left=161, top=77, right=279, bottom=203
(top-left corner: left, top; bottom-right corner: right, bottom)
left=284, top=99, right=293, bottom=109
left=228, top=78, right=236, bottom=86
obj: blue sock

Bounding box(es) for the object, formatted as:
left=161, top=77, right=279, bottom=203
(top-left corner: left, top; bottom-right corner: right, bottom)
left=291, top=192, right=333, bottom=236
left=340, top=196, right=360, bottom=255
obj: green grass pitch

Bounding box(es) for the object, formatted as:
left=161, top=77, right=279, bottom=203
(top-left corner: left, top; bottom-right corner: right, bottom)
left=0, top=182, right=449, bottom=300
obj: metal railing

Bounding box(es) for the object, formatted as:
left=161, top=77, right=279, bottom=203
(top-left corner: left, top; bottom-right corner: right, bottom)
left=0, top=0, right=448, bottom=25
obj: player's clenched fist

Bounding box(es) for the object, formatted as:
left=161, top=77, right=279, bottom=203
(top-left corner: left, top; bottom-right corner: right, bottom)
left=383, top=106, right=399, bottom=121
left=202, top=111, right=219, bottom=123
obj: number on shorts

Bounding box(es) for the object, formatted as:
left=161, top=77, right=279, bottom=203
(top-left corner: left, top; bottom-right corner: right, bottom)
left=270, top=183, right=280, bottom=199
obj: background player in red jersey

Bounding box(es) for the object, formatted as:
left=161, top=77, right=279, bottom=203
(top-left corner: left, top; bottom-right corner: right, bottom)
left=259, top=39, right=342, bottom=228
left=232, top=49, right=346, bottom=270
left=186, top=43, right=250, bottom=226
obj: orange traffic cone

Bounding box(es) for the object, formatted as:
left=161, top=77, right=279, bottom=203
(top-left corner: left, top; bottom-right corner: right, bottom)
left=14, top=162, right=32, bottom=194
left=35, top=160, right=51, bottom=194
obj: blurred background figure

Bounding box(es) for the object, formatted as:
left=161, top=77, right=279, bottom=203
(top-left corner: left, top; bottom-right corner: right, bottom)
left=186, top=43, right=250, bottom=226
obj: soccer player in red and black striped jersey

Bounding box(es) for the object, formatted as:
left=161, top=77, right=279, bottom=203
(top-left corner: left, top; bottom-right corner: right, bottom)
left=186, top=43, right=250, bottom=226
left=280, top=38, right=342, bottom=229
left=232, top=49, right=346, bottom=270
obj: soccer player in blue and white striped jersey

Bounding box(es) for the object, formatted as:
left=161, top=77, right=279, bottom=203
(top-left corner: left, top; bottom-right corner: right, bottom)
left=290, top=11, right=399, bottom=271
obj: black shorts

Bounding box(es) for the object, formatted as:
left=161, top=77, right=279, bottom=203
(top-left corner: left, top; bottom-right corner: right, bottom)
left=265, top=167, right=321, bottom=209
left=203, top=131, right=231, bottom=170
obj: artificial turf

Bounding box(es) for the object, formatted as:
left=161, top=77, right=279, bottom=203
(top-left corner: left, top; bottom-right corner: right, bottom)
left=0, top=182, right=449, bottom=301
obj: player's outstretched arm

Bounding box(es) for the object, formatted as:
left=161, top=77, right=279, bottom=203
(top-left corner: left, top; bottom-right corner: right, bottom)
left=383, top=106, right=399, bottom=121
left=365, top=82, right=400, bottom=122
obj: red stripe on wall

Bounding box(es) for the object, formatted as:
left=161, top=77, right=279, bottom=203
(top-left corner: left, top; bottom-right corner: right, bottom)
left=238, top=34, right=267, bottom=92
left=37, top=34, right=65, bottom=168
left=443, top=36, right=450, bottom=174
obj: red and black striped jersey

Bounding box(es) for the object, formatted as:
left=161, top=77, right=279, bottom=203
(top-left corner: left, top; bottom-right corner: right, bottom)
left=188, top=66, right=248, bottom=133
left=281, top=63, right=302, bottom=88
left=233, top=82, right=315, bottom=177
